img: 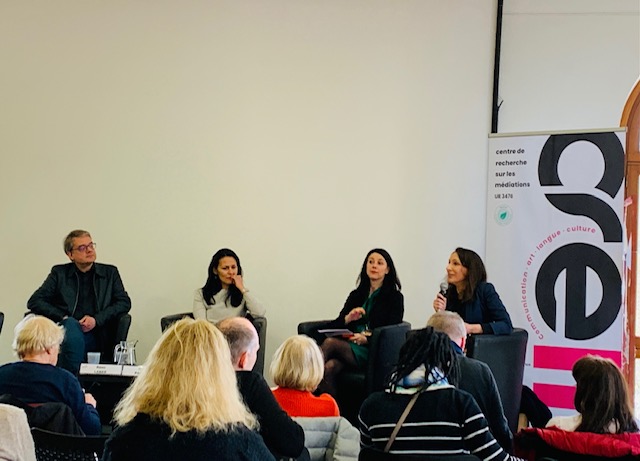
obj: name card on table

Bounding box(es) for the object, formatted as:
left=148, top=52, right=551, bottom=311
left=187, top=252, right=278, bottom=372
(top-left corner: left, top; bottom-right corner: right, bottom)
left=121, top=365, right=144, bottom=377
left=79, top=364, right=123, bottom=375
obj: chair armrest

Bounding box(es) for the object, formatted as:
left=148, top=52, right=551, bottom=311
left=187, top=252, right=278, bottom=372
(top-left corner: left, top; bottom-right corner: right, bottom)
left=115, top=313, right=131, bottom=343
left=249, top=316, right=267, bottom=375
left=366, top=321, right=411, bottom=394
left=298, top=320, right=332, bottom=336
left=160, top=312, right=194, bottom=332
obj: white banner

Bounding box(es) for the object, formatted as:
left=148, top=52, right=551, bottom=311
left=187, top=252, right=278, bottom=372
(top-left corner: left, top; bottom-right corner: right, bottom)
left=486, top=129, right=626, bottom=413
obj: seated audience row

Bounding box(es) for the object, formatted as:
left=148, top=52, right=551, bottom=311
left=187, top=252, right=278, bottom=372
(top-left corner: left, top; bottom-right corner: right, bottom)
left=103, top=318, right=274, bottom=461
left=216, top=317, right=306, bottom=459
left=358, top=326, right=522, bottom=461
left=1, top=314, right=637, bottom=460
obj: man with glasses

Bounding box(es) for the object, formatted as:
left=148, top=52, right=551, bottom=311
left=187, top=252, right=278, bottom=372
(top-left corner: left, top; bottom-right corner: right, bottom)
left=27, top=229, right=131, bottom=375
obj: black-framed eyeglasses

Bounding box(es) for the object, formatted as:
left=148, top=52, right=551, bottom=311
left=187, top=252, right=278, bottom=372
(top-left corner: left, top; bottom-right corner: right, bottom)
left=73, top=242, right=97, bottom=253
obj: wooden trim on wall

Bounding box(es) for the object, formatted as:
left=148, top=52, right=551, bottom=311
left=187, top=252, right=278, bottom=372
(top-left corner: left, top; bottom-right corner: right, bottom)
left=621, top=77, right=640, bottom=399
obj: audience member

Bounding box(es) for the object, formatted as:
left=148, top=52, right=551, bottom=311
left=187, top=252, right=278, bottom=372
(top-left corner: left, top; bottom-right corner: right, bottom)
left=546, top=355, right=639, bottom=434
left=359, top=327, right=523, bottom=460
left=103, top=318, right=274, bottom=461
left=27, top=229, right=131, bottom=374
left=427, top=311, right=512, bottom=451
left=433, top=247, right=512, bottom=335
left=0, top=315, right=101, bottom=435
left=315, top=248, right=403, bottom=396
left=271, top=335, right=339, bottom=417
left=217, top=317, right=305, bottom=460
left=0, top=403, right=36, bottom=461
left=194, top=248, right=266, bottom=323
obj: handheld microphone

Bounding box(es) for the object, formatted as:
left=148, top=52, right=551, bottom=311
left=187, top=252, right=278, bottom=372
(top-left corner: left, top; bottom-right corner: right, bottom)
left=439, top=282, right=449, bottom=297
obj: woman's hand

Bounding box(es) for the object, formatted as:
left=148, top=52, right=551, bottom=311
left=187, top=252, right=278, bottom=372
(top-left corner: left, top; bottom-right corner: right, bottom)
left=231, top=274, right=246, bottom=293
left=350, top=333, right=368, bottom=346
left=433, top=293, right=447, bottom=312
left=345, top=307, right=365, bottom=324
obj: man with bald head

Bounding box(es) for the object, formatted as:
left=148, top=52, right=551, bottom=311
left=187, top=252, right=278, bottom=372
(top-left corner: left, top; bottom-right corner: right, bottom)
left=217, top=317, right=306, bottom=460
left=217, top=317, right=260, bottom=371
left=427, top=311, right=513, bottom=453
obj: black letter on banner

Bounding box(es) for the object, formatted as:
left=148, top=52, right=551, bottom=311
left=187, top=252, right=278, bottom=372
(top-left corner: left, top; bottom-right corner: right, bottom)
left=535, top=243, right=621, bottom=340
left=544, top=194, right=622, bottom=242
left=538, top=133, right=624, bottom=242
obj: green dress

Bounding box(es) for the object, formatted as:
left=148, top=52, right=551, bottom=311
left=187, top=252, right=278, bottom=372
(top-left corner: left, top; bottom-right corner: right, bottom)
left=349, top=288, right=380, bottom=368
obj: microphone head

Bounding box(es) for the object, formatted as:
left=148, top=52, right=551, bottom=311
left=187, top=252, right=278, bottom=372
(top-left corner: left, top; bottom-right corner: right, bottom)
left=439, top=282, right=449, bottom=296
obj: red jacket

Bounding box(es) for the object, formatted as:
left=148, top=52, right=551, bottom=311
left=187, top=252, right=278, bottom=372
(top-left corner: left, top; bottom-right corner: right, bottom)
left=516, top=427, right=640, bottom=460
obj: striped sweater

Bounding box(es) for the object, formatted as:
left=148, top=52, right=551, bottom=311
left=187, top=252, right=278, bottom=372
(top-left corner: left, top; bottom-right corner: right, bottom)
left=358, top=385, right=523, bottom=461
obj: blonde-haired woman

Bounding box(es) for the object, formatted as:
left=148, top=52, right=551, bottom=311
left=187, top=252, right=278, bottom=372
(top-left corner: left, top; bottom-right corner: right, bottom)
left=271, top=335, right=339, bottom=417
left=102, top=318, right=274, bottom=461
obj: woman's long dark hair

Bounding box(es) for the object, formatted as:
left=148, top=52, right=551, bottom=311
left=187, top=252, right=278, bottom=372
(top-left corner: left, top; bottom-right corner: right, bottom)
left=447, top=247, right=487, bottom=304
left=354, top=248, right=401, bottom=297
left=201, top=248, right=244, bottom=308
left=573, top=355, right=638, bottom=434
left=387, top=326, right=458, bottom=391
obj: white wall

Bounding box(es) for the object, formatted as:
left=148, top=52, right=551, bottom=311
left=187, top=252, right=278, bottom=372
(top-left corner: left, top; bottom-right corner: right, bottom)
left=0, top=1, right=637, bottom=379
left=499, top=0, right=639, bottom=133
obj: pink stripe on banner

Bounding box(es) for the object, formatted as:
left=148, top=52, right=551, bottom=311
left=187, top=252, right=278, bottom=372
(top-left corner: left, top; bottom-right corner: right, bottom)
left=534, top=383, right=576, bottom=410
left=533, top=345, right=621, bottom=371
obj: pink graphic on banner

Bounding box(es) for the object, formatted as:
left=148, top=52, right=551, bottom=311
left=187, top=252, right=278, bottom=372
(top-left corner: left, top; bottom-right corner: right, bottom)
left=534, top=383, right=575, bottom=410
left=534, top=345, right=622, bottom=371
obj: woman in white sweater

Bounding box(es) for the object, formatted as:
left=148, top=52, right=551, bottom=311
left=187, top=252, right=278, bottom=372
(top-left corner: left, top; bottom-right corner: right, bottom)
left=193, top=248, right=265, bottom=323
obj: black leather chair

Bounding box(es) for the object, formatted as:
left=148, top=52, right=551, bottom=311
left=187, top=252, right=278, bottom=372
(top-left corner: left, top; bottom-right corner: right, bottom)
left=0, top=394, right=85, bottom=435
left=160, top=312, right=268, bottom=376
left=298, top=320, right=411, bottom=425
left=466, top=328, right=528, bottom=435
left=0, top=311, right=4, bottom=335
left=31, top=427, right=108, bottom=461
left=359, top=447, right=481, bottom=460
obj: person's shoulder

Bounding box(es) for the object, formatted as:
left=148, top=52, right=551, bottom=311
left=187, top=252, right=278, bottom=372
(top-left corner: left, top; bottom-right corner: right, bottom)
left=50, top=263, right=74, bottom=274
left=236, top=369, right=265, bottom=387
left=459, top=355, right=491, bottom=373
left=94, top=262, right=119, bottom=272
left=361, top=390, right=389, bottom=406
left=50, top=364, right=82, bottom=383
left=384, top=288, right=403, bottom=297
left=547, top=414, right=581, bottom=431
left=476, top=281, right=493, bottom=291
left=316, top=392, right=337, bottom=404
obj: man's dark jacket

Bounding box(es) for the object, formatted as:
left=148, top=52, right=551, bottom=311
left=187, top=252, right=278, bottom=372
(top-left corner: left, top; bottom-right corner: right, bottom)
left=458, top=354, right=513, bottom=452
left=27, top=262, right=131, bottom=354
left=236, top=370, right=305, bottom=459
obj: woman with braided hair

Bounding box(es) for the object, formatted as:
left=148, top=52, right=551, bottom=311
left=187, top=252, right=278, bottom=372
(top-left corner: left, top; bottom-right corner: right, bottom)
left=358, top=327, right=524, bottom=460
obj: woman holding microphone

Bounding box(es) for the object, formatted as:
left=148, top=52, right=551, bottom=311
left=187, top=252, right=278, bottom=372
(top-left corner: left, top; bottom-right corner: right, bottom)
left=433, top=247, right=512, bottom=335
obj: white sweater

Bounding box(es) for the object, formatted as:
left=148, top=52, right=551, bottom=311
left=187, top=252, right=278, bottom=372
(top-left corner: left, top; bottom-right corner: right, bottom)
left=0, top=404, right=36, bottom=461
left=193, top=288, right=266, bottom=323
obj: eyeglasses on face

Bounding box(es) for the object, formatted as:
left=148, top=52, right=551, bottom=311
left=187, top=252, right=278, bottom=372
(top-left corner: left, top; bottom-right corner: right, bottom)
left=73, top=242, right=97, bottom=253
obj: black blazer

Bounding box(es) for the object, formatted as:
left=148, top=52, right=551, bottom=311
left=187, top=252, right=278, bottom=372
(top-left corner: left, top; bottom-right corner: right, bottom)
left=324, top=288, right=404, bottom=332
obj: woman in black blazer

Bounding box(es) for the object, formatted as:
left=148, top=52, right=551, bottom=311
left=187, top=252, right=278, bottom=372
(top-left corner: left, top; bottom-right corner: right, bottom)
left=317, top=248, right=403, bottom=397
left=433, top=247, right=512, bottom=335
